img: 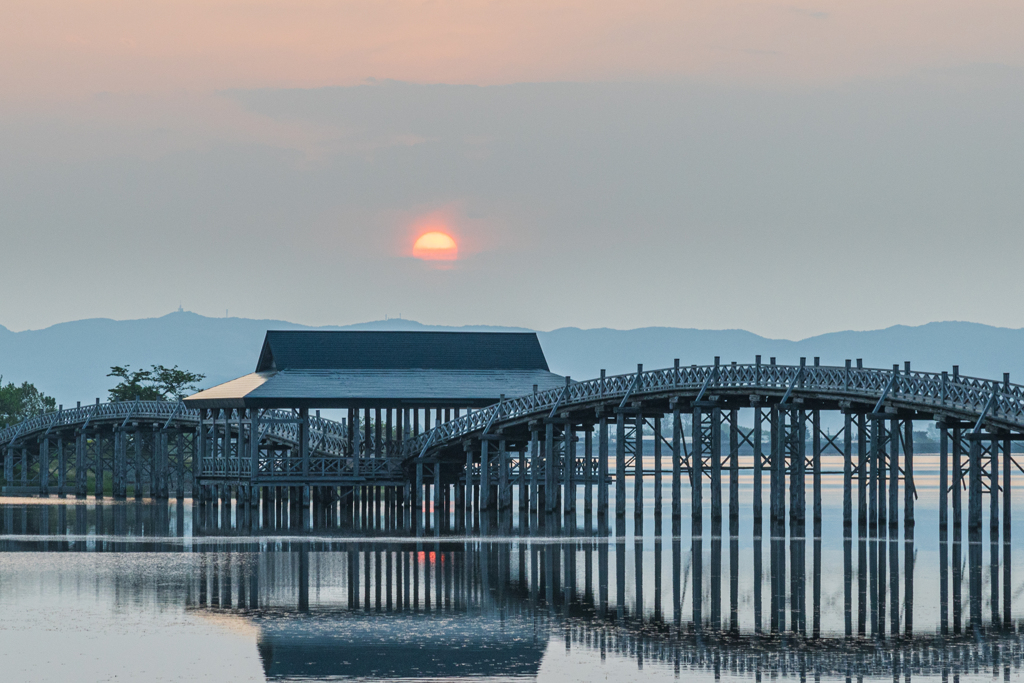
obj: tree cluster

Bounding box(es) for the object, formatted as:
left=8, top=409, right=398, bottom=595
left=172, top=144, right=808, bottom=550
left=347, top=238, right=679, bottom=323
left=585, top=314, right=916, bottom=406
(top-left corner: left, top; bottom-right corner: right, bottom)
left=0, top=377, right=57, bottom=428
left=108, top=365, right=206, bottom=402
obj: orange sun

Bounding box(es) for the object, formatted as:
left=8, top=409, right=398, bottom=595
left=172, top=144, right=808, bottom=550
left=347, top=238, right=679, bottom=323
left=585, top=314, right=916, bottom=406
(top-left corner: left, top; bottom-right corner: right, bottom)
left=412, top=231, right=458, bottom=261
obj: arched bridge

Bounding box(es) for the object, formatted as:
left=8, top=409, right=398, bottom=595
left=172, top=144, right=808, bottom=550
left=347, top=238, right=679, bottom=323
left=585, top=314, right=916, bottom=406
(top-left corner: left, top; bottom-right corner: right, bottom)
left=0, top=400, right=394, bottom=498
left=3, top=358, right=1022, bottom=541
left=402, top=358, right=1024, bottom=534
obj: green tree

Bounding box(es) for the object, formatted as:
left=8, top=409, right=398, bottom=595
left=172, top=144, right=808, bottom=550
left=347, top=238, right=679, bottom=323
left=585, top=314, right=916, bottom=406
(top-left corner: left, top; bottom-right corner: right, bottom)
left=108, top=365, right=205, bottom=402
left=0, top=377, right=57, bottom=428
left=152, top=365, right=205, bottom=401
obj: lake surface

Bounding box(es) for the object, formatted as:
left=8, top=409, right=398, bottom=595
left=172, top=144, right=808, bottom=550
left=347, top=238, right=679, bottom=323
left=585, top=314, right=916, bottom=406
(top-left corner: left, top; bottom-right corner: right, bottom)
left=1, top=471, right=1022, bottom=682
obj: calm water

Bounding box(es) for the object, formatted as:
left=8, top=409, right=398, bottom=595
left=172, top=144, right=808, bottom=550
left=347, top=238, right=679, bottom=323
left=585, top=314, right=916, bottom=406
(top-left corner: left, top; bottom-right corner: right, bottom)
left=1, top=463, right=1022, bottom=682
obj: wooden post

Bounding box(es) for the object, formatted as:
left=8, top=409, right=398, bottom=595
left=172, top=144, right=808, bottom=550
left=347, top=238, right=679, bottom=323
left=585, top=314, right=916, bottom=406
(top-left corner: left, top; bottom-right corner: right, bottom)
left=990, top=434, right=1000, bottom=534
left=75, top=432, right=86, bottom=499
left=729, top=409, right=739, bottom=534
left=753, top=404, right=762, bottom=525
left=464, top=445, right=473, bottom=524
left=634, top=411, right=643, bottom=519
left=692, top=406, right=703, bottom=535
left=889, top=417, right=899, bottom=531
left=904, top=420, right=915, bottom=528
left=671, top=407, right=682, bottom=520
left=134, top=428, right=144, bottom=498
left=95, top=431, right=104, bottom=499
left=4, top=446, right=12, bottom=492
left=615, top=413, right=626, bottom=519
left=653, top=415, right=662, bottom=519
left=57, top=437, right=66, bottom=498
left=564, top=427, right=576, bottom=516
left=584, top=427, right=593, bottom=517
left=529, top=427, right=540, bottom=514
left=434, top=461, right=442, bottom=535
left=598, top=416, right=609, bottom=519
left=812, top=410, right=822, bottom=531
left=499, top=438, right=511, bottom=511
left=481, top=439, right=492, bottom=511
left=952, top=425, right=962, bottom=532
left=711, top=407, right=721, bottom=524
left=843, top=412, right=852, bottom=529
left=39, top=437, right=49, bottom=497
left=545, top=422, right=557, bottom=514
left=869, top=417, right=879, bottom=530
left=969, top=434, right=982, bottom=532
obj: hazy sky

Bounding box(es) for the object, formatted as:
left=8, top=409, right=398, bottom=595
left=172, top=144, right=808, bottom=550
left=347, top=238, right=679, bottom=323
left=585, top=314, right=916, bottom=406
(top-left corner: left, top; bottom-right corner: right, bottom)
left=2, top=1, right=1022, bottom=337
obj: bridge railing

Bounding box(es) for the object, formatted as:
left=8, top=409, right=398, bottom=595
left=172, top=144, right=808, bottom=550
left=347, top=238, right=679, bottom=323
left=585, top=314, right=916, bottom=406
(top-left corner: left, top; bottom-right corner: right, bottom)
left=403, top=362, right=1024, bottom=459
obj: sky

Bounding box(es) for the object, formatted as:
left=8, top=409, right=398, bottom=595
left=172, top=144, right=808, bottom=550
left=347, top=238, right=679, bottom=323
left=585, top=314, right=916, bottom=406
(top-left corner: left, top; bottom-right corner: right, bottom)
left=1, top=1, right=1023, bottom=338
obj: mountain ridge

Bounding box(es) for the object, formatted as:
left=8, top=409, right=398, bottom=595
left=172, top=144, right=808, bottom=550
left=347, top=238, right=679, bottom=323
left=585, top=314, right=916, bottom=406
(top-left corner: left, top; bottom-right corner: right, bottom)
left=0, top=311, right=1020, bottom=406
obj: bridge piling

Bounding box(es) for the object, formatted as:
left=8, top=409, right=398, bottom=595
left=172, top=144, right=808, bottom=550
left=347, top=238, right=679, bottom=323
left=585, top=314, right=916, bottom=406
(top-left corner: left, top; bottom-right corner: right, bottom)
left=615, top=414, right=625, bottom=521
left=812, top=409, right=821, bottom=534
left=843, top=412, right=852, bottom=530
left=584, top=427, right=593, bottom=520
left=671, top=405, right=681, bottom=521
left=634, top=410, right=643, bottom=524
left=729, top=409, right=738, bottom=536
left=597, top=415, right=609, bottom=524
left=39, top=437, right=49, bottom=497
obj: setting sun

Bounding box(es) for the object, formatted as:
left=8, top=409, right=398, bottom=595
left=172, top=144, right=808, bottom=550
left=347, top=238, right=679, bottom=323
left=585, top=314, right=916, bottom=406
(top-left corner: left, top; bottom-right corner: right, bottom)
left=412, top=231, right=458, bottom=261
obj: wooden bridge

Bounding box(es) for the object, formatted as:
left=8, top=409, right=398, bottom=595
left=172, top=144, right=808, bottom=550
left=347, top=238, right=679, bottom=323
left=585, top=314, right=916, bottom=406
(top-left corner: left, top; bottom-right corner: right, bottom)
left=2, top=356, right=1022, bottom=548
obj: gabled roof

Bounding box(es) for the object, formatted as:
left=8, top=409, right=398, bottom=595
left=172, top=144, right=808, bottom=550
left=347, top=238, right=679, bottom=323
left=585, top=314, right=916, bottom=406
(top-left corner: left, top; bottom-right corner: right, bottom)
left=255, top=330, right=550, bottom=372
left=186, top=330, right=564, bottom=408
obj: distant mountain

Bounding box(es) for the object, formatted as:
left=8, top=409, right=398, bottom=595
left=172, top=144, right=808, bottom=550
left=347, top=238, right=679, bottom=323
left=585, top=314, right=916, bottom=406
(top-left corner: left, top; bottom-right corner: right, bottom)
left=0, top=311, right=1020, bottom=406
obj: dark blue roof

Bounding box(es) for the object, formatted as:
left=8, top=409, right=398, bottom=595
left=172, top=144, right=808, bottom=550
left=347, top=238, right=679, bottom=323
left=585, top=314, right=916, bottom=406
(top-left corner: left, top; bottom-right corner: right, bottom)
left=256, top=331, right=550, bottom=372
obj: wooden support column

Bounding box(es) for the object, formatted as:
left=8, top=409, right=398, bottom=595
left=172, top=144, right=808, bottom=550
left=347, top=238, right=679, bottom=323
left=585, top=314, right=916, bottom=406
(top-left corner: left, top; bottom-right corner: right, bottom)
left=545, top=422, right=557, bottom=514
left=710, top=408, right=722, bottom=524
left=654, top=415, right=663, bottom=518
left=584, top=427, right=593, bottom=517
left=57, top=437, right=66, bottom=498
left=889, top=416, right=899, bottom=531
left=671, top=406, right=682, bottom=520
left=904, top=420, right=915, bottom=528
left=769, top=405, right=783, bottom=529
left=480, top=440, right=491, bottom=511
left=869, top=417, right=880, bottom=529
left=4, top=446, right=12, bottom=491
left=39, top=437, right=50, bottom=497
left=615, top=413, right=626, bottom=519
left=753, top=404, right=763, bottom=526
left=729, top=409, right=739, bottom=534
left=134, top=428, right=144, bottom=499
left=968, top=433, right=982, bottom=532
left=94, top=432, right=104, bottom=499
left=952, top=425, right=963, bottom=532
left=843, top=412, right=852, bottom=529
left=529, top=427, right=540, bottom=514
left=75, top=432, right=86, bottom=498
left=564, top=426, right=575, bottom=516
left=434, top=462, right=442, bottom=535
left=990, top=434, right=1000, bottom=534
left=499, top=438, right=511, bottom=512
left=812, top=410, right=822, bottom=530
left=692, top=406, right=704, bottom=535
left=464, top=444, right=474, bottom=524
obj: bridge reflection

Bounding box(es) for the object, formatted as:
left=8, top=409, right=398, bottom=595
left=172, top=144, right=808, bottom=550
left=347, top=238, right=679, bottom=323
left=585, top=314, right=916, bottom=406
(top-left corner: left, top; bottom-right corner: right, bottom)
left=1, top=498, right=1022, bottom=680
